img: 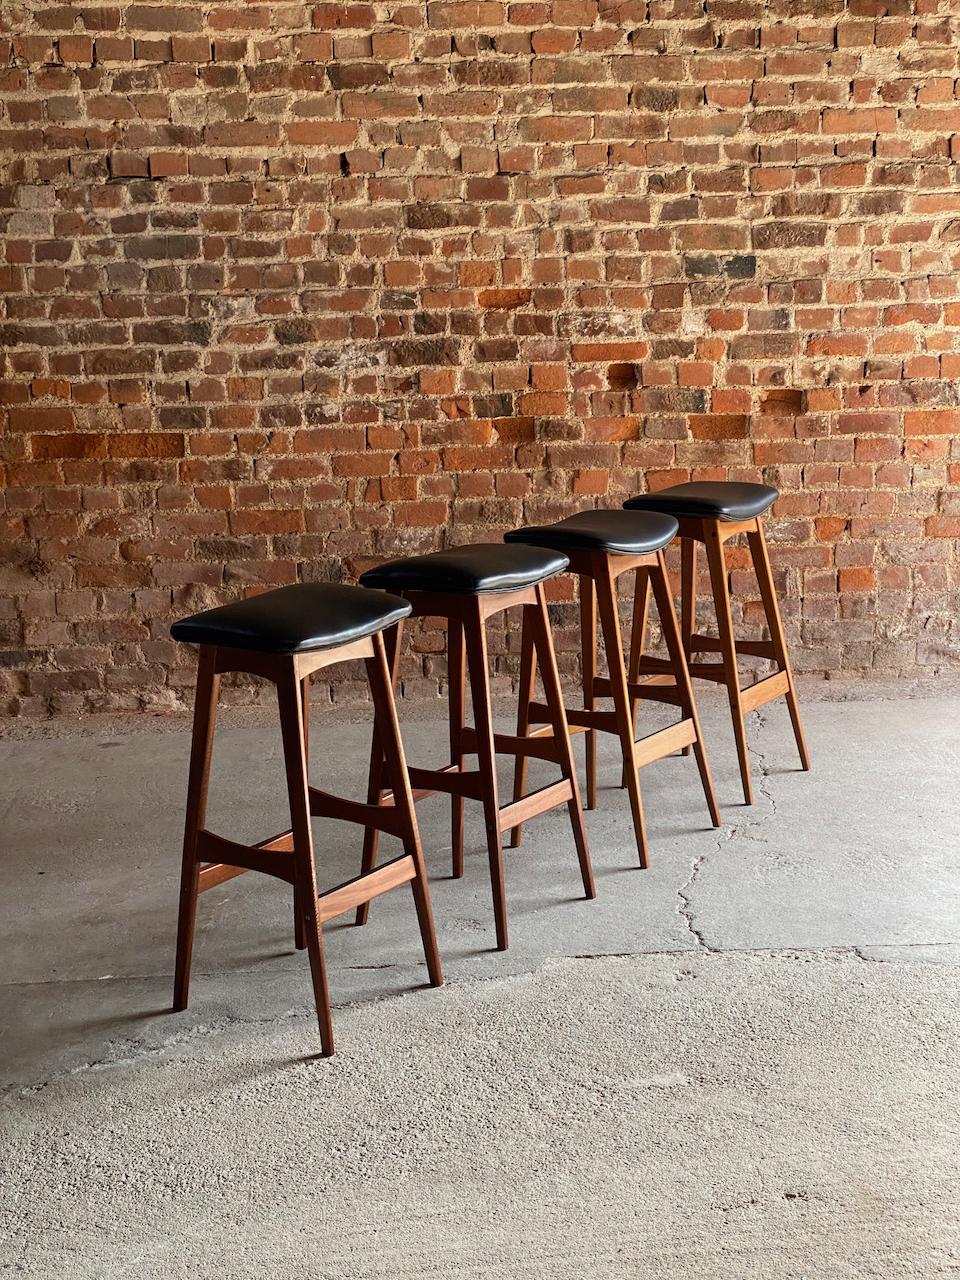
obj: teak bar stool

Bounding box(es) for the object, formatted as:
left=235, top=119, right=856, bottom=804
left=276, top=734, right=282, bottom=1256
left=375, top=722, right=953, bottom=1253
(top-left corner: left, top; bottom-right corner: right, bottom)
left=504, top=511, right=721, bottom=867
left=624, top=481, right=810, bottom=805
left=170, top=583, right=442, bottom=1056
left=359, top=544, right=595, bottom=951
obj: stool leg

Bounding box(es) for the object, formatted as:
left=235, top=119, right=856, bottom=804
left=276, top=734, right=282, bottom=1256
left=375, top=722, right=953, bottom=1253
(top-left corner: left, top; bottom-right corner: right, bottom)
left=355, top=621, right=401, bottom=926
left=508, top=612, right=536, bottom=849
left=463, top=602, right=509, bottom=951
left=449, top=618, right=467, bottom=877
left=530, top=584, right=595, bottom=900
left=651, top=550, right=721, bottom=829
left=366, top=632, right=443, bottom=988
left=579, top=575, right=598, bottom=810
left=703, top=522, right=754, bottom=806
left=594, top=558, right=650, bottom=867
left=173, top=647, right=220, bottom=1012
left=354, top=730, right=384, bottom=926
left=680, top=539, right=697, bottom=659
left=679, top=539, right=697, bottom=755
left=623, top=567, right=650, bottom=785
left=294, top=675, right=310, bottom=950
left=277, top=663, right=333, bottom=1055
left=747, top=521, right=811, bottom=771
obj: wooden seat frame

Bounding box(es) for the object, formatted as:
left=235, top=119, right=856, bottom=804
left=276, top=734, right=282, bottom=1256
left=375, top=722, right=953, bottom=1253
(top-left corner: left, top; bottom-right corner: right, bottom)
left=359, top=580, right=595, bottom=952
left=172, top=628, right=443, bottom=1057
left=631, top=515, right=810, bottom=806
left=510, top=546, right=721, bottom=868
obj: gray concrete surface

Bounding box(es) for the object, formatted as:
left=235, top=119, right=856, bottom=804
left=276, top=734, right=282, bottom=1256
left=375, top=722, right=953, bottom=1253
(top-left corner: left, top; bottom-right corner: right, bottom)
left=1, top=685, right=959, bottom=1277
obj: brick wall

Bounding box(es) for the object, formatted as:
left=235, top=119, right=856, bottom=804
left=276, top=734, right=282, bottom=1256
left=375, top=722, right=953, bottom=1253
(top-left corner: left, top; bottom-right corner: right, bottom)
left=2, top=0, right=959, bottom=715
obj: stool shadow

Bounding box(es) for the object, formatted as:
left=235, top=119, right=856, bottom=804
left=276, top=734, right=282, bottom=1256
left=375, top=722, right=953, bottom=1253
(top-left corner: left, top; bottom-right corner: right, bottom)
left=69, top=1007, right=170, bottom=1032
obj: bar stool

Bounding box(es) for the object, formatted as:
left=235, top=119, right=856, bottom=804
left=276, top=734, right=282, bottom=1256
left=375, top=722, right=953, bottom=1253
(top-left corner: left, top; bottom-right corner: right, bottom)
left=358, top=543, right=595, bottom=951
left=170, top=582, right=443, bottom=1057
left=624, top=481, right=810, bottom=805
left=504, top=510, right=721, bottom=867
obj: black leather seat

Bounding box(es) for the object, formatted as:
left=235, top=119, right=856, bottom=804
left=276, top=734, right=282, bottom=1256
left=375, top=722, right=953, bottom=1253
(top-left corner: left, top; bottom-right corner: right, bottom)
left=359, top=543, right=569, bottom=596
left=624, top=481, right=778, bottom=522
left=505, top=510, right=678, bottom=557
left=170, top=583, right=411, bottom=654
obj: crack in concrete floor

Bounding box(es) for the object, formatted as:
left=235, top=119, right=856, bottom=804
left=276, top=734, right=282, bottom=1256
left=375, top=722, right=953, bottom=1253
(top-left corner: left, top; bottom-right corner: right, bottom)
left=675, top=704, right=780, bottom=952
left=5, top=940, right=956, bottom=1102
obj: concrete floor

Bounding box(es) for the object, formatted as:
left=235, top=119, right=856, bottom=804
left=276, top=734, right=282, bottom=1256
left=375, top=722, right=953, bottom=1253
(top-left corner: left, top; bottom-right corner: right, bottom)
left=1, top=685, right=959, bottom=1277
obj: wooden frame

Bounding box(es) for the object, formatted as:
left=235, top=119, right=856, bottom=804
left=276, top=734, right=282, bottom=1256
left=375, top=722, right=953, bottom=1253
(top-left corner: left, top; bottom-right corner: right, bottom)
left=510, top=546, right=721, bottom=868
left=359, top=582, right=595, bottom=952
left=172, top=628, right=443, bottom=1057
left=632, top=514, right=811, bottom=806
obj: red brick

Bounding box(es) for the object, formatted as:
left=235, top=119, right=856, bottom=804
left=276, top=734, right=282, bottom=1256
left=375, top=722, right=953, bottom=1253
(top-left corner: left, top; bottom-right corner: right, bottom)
left=204, top=122, right=279, bottom=147
left=109, top=434, right=185, bottom=458
left=839, top=568, right=876, bottom=592
left=571, top=342, right=649, bottom=361
left=477, top=288, right=531, bottom=308
left=312, top=4, right=375, bottom=26
left=905, top=410, right=960, bottom=436
left=149, top=153, right=189, bottom=178
left=109, top=152, right=149, bottom=178
left=230, top=510, right=305, bottom=534
left=284, top=121, right=359, bottom=146
left=171, top=34, right=211, bottom=61
left=32, top=434, right=106, bottom=460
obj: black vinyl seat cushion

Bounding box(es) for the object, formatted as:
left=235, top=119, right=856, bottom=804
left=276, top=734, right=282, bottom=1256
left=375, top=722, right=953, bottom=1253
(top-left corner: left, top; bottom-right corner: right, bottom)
left=505, top=509, right=678, bottom=557
left=624, top=481, right=778, bottom=522
left=170, top=583, right=411, bottom=655
left=359, top=543, right=569, bottom=596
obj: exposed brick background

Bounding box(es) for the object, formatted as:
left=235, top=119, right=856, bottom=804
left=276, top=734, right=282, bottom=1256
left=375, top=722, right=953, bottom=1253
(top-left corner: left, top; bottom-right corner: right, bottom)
left=2, top=0, right=960, bottom=715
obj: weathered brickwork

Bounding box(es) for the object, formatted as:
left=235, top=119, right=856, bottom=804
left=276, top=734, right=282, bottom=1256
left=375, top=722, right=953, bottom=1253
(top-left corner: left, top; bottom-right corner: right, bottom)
left=2, top=0, right=960, bottom=714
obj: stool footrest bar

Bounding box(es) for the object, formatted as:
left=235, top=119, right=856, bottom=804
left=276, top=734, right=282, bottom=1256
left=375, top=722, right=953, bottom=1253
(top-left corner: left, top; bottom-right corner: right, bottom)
left=684, top=661, right=730, bottom=684
left=498, top=778, right=573, bottom=833
left=592, top=674, right=684, bottom=707
left=507, top=722, right=587, bottom=743
left=407, top=763, right=485, bottom=801
left=309, top=786, right=405, bottom=837
left=315, top=854, right=416, bottom=925
left=635, top=654, right=674, bottom=676
left=526, top=699, right=619, bottom=735
left=627, top=677, right=685, bottom=706
left=639, top=654, right=731, bottom=684
left=459, top=725, right=569, bottom=763
left=740, top=669, right=789, bottom=713
left=690, top=633, right=775, bottom=660
left=197, top=829, right=296, bottom=891
left=632, top=718, right=698, bottom=769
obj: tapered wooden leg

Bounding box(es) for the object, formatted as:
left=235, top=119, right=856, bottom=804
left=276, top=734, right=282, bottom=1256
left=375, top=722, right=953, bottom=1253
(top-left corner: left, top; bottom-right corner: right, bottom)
left=680, top=539, right=697, bottom=659
left=650, top=552, right=721, bottom=829
left=448, top=618, right=467, bottom=876
left=679, top=539, right=697, bottom=755
left=594, top=560, right=650, bottom=867
left=579, top=574, right=598, bottom=810
left=463, top=604, right=509, bottom=951
left=173, top=648, right=220, bottom=1012
left=276, top=663, right=333, bottom=1054
left=508, top=612, right=537, bottom=849
left=366, top=632, right=443, bottom=988
left=704, top=523, right=753, bottom=806
left=747, top=521, right=811, bottom=771
left=355, top=622, right=401, bottom=926
left=354, top=731, right=384, bottom=926
left=530, top=586, right=595, bottom=899
left=623, top=567, right=650, bottom=784
left=294, top=675, right=310, bottom=950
